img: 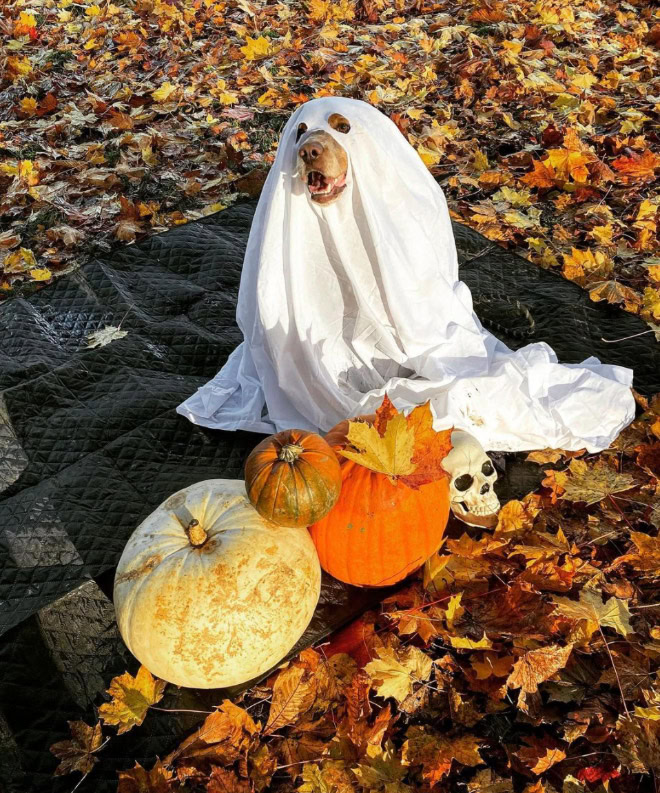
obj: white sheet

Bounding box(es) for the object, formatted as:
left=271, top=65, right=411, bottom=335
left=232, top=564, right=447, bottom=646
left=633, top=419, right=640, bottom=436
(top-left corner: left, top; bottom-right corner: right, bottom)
left=177, top=97, right=635, bottom=452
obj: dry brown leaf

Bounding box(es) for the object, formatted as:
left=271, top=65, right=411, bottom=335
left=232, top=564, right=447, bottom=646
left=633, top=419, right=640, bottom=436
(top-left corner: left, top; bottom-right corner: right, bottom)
left=50, top=720, right=103, bottom=777
left=265, top=665, right=317, bottom=733
left=507, top=644, right=573, bottom=693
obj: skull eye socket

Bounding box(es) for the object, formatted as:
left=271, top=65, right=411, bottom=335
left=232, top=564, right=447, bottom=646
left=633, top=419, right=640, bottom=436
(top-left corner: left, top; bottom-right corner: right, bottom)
left=482, top=461, right=494, bottom=476
left=296, top=122, right=308, bottom=142
left=454, top=474, right=474, bottom=492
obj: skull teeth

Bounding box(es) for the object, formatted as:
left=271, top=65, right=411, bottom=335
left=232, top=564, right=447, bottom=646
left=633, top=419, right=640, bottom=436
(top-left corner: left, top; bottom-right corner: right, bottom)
left=453, top=496, right=500, bottom=517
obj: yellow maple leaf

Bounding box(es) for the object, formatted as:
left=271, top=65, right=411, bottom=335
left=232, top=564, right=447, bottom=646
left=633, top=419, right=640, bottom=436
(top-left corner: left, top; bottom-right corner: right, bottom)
left=562, top=248, right=613, bottom=283
left=472, top=149, right=490, bottom=173
left=365, top=645, right=433, bottom=703
left=546, top=148, right=591, bottom=182
left=30, top=268, right=52, bottom=282
left=240, top=35, right=272, bottom=61
left=445, top=593, right=464, bottom=629
left=4, top=247, right=37, bottom=273
left=588, top=223, right=614, bottom=245
left=494, top=186, right=532, bottom=207
left=406, top=107, right=425, bottom=120
left=417, top=145, right=440, bottom=167
left=20, top=97, right=38, bottom=115
left=18, top=160, right=39, bottom=185
left=642, top=287, right=660, bottom=320
left=471, top=652, right=515, bottom=680
left=98, top=666, right=166, bottom=734
left=17, top=11, right=37, bottom=28
left=152, top=82, right=177, bottom=102
left=569, top=72, right=598, bottom=93
left=552, top=587, right=633, bottom=638
left=7, top=56, right=32, bottom=78
left=450, top=633, right=493, bottom=650
left=86, top=4, right=102, bottom=16
left=341, top=413, right=415, bottom=480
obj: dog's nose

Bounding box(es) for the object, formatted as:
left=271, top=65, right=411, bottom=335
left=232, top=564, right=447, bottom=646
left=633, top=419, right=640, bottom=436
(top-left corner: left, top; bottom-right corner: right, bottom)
left=299, top=141, right=323, bottom=163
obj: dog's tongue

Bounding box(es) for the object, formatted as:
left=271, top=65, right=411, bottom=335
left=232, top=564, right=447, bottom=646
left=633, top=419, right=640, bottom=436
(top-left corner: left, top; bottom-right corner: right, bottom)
left=309, top=172, right=325, bottom=192
left=308, top=171, right=346, bottom=194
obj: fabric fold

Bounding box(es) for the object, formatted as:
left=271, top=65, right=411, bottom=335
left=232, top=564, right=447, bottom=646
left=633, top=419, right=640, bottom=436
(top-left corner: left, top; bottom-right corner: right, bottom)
left=177, top=97, right=635, bottom=452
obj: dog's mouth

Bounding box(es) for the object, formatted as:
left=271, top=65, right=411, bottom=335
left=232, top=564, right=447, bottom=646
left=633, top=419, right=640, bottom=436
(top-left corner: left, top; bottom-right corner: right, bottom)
left=306, top=170, right=347, bottom=204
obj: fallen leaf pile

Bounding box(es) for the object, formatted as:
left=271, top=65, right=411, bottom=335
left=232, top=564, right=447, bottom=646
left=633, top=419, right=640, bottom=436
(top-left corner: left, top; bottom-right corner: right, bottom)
left=50, top=389, right=660, bottom=791
left=1, top=0, right=658, bottom=328
left=339, top=394, right=453, bottom=488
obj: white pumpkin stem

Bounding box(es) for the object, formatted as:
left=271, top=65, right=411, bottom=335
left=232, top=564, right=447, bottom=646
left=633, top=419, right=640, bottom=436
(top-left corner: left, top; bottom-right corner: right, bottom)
left=166, top=493, right=208, bottom=547
left=279, top=443, right=303, bottom=463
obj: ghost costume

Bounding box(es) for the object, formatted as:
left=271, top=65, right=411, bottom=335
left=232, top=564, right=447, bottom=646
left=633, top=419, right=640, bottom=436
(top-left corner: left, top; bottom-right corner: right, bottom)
left=177, top=97, right=635, bottom=452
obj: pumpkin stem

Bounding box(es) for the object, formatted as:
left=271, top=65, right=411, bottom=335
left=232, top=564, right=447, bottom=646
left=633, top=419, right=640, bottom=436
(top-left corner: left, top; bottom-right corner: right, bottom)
left=278, top=443, right=304, bottom=463
left=166, top=493, right=208, bottom=547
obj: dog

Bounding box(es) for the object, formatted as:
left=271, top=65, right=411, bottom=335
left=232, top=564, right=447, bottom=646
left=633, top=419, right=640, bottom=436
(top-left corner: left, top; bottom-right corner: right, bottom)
left=296, top=112, right=349, bottom=205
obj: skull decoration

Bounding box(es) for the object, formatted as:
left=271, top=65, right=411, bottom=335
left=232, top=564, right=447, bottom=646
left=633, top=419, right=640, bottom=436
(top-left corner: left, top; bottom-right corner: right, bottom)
left=441, top=430, right=500, bottom=528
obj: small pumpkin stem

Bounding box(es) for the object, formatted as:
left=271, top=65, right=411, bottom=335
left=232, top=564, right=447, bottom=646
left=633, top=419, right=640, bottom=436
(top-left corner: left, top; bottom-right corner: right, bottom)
left=279, top=443, right=304, bottom=463
left=166, top=493, right=208, bottom=547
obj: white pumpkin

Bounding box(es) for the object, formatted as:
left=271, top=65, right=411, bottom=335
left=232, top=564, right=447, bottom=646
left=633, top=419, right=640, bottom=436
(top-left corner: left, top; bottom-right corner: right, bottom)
left=113, top=479, right=321, bottom=688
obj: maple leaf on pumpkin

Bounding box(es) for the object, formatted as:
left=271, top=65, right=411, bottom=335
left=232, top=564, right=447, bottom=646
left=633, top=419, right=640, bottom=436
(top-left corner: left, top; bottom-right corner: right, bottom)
left=49, top=720, right=103, bottom=776
left=98, top=665, right=166, bottom=734
left=339, top=395, right=452, bottom=488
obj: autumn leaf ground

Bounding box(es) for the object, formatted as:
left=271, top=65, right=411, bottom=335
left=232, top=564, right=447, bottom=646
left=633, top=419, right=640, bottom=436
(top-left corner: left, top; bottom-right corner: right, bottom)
left=4, top=1, right=660, bottom=791
left=1, top=0, right=659, bottom=324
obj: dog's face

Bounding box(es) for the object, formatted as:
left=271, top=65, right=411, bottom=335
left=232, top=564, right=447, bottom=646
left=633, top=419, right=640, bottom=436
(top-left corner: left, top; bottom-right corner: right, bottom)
left=296, top=113, right=349, bottom=205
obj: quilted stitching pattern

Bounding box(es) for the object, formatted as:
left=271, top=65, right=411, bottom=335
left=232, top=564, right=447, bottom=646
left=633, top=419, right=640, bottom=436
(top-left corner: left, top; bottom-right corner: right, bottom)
left=0, top=199, right=658, bottom=792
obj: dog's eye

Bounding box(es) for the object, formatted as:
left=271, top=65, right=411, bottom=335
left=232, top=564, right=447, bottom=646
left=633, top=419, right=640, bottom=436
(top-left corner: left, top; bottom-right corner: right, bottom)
left=328, top=113, right=351, bottom=134
left=296, top=123, right=308, bottom=142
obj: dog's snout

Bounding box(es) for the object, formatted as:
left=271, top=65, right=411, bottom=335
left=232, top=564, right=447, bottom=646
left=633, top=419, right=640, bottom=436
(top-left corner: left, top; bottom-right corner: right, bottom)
left=299, top=141, right=324, bottom=163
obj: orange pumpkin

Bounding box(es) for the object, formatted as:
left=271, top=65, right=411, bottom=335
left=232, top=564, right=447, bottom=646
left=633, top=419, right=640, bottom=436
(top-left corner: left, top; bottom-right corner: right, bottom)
left=245, top=429, right=342, bottom=527
left=309, top=415, right=450, bottom=587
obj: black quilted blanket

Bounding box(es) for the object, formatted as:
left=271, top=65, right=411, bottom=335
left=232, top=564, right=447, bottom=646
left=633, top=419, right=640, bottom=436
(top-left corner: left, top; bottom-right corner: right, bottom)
left=1, top=200, right=658, bottom=793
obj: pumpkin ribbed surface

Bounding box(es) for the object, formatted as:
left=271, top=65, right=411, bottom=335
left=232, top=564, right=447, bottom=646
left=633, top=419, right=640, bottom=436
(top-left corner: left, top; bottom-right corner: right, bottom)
left=245, top=429, right=341, bottom=527
left=113, top=479, right=321, bottom=689
left=309, top=416, right=450, bottom=587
